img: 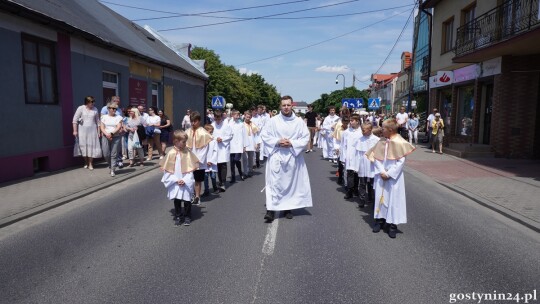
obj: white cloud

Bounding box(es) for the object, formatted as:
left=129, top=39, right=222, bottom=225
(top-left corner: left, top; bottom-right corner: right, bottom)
left=315, top=65, right=351, bottom=73
left=238, top=68, right=259, bottom=76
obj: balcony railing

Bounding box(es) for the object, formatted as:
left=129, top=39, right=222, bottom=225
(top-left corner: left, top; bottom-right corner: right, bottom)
left=455, top=0, right=540, bottom=57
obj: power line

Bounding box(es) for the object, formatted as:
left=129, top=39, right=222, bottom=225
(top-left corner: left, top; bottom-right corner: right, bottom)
left=234, top=7, right=412, bottom=66
left=373, top=5, right=416, bottom=75
left=159, top=0, right=360, bottom=31
left=132, top=4, right=414, bottom=22
left=101, top=0, right=313, bottom=16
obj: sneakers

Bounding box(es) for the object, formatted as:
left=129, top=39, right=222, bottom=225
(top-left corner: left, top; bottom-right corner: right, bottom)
left=201, top=191, right=210, bottom=197
left=305, top=150, right=310, bottom=153
left=174, top=216, right=182, bottom=226
left=284, top=210, right=293, bottom=219
left=219, top=186, right=226, bottom=192
left=110, top=170, right=115, bottom=177
left=344, top=190, right=353, bottom=199
left=192, top=197, right=200, bottom=206
left=159, top=155, right=164, bottom=160
left=372, top=222, right=381, bottom=233
left=264, top=211, right=275, bottom=223
left=213, top=188, right=221, bottom=194
left=183, top=217, right=191, bottom=226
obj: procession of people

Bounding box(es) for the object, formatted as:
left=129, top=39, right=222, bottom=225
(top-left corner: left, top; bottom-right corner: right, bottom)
left=73, top=95, right=417, bottom=237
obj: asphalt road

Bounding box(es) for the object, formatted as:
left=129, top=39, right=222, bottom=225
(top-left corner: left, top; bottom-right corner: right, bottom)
left=0, top=150, right=538, bottom=304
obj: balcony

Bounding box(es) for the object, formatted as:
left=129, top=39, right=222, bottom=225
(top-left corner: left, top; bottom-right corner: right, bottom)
left=454, top=0, right=540, bottom=62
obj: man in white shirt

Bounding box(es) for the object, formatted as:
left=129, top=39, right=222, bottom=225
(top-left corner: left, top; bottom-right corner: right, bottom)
left=395, top=106, right=409, bottom=139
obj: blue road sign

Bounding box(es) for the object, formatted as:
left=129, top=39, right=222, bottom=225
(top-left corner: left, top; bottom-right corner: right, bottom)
left=211, top=96, right=225, bottom=109
left=367, top=98, right=381, bottom=110
left=341, top=98, right=364, bottom=109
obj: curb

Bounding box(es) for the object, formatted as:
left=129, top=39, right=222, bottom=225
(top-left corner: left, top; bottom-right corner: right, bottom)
left=0, top=163, right=159, bottom=229
left=405, top=166, right=540, bottom=233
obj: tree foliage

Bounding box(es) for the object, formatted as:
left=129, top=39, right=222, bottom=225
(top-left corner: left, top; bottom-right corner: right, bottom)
left=310, top=87, right=370, bottom=115
left=190, top=47, right=281, bottom=112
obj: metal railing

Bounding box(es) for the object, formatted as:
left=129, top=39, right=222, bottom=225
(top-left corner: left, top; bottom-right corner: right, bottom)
left=455, top=0, right=540, bottom=57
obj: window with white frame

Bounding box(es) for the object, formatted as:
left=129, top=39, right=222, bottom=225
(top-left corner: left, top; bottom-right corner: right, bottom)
left=152, top=82, right=159, bottom=108
left=102, top=71, right=118, bottom=106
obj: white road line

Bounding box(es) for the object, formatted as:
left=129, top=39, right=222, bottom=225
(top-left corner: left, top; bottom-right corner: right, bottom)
left=262, top=217, right=278, bottom=255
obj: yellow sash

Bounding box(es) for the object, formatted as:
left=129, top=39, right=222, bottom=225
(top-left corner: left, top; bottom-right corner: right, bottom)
left=186, top=127, right=213, bottom=149
left=159, top=147, right=200, bottom=174
left=366, top=134, right=415, bottom=161
left=244, top=121, right=259, bottom=136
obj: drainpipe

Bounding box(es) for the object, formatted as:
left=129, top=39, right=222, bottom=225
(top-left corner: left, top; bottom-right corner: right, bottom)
left=422, top=3, right=433, bottom=128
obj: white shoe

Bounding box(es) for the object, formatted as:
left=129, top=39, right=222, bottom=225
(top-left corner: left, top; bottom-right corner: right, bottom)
left=147, top=157, right=152, bottom=161
left=159, top=156, right=164, bottom=160
left=110, top=171, right=115, bottom=177
left=83, top=165, right=88, bottom=169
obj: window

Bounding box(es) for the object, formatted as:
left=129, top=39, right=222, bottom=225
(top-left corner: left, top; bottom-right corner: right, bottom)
left=457, top=86, right=474, bottom=136
left=21, top=34, right=58, bottom=104
left=442, top=17, right=454, bottom=53
left=152, top=82, right=159, bottom=108
left=461, top=2, right=476, bottom=41
left=440, top=89, right=453, bottom=131
left=102, top=71, right=119, bottom=107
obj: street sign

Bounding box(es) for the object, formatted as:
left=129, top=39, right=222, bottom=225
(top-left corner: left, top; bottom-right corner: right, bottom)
left=367, top=98, right=381, bottom=110
left=211, top=96, right=225, bottom=109
left=341, top=98, right=364, bottom=109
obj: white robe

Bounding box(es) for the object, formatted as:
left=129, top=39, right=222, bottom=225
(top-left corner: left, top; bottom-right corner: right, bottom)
left=161, top=154, right=195, bottom=201
left=372, top=143, right=407, bottom=225
left=229, top=120, right=247, bottom=154
left=206, top=139, right=218, bottom=172
left=357, top=135, right=380, bottom=178
left=189, top=130, right=210, bottom=171
left=342, top=128, right=363, bottom=171
left=261, top=113, right=313, bottom=211
left=321, top=115, right=340, bottom=159
left=211, top=121, right=233, bottom=163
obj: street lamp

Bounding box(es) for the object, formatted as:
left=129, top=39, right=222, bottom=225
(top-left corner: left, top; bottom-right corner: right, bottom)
left=335, top=74, right=345, bottom=89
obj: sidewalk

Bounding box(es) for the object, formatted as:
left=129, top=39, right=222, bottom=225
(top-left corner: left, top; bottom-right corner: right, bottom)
left=0, top=158, right=160, bottom=228
left=405, top=144, right=540, bottom=233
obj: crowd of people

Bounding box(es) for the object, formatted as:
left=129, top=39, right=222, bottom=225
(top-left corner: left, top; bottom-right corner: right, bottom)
left=74, top=95, right=426, bottom=237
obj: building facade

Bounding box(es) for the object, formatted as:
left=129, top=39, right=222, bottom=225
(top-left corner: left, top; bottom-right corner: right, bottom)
left=0, top=0, right=209, bottom=182
left=424, top=0, right=540, bottom=158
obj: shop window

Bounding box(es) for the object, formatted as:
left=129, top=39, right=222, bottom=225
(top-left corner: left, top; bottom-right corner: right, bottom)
left=22, top=34, right=58, bottom=104
left=457, top=86, right=475, bottom=136
left=152, top=82, right=159, bottom=108
left=440, top=89, right=452, bottom=131
left=102, top=71, right=119, bottom=107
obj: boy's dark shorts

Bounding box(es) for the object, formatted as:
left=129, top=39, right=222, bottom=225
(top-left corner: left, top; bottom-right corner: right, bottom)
left=193, top=169, right=205, bottom=182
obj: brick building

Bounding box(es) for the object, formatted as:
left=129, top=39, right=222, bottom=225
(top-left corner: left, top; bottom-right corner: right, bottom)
left=423, top=0, right=540, bottom=158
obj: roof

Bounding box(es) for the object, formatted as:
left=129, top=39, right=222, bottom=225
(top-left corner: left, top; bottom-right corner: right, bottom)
left=1, top=0, right=208, bottom=80
left=401, top=51, right=412, bottom=70
left=293, top=101, right=308, bottom=107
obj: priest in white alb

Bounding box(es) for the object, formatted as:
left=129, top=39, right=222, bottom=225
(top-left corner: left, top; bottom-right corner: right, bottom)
left=260, top=95, right=312, bottom=222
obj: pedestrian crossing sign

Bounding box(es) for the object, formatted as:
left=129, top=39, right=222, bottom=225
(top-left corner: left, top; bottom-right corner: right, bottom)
left=367, top=98, right=381, bottom=110
left=211, top=96, right=225, bottom=109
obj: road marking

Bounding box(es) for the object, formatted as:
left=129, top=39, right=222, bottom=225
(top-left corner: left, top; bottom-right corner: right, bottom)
left=262, top=218, right=278, bottom=255
left=252, top=215, right=280, bottom=303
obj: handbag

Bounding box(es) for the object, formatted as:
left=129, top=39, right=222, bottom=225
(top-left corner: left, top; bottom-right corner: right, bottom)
left=145, top=126, right=155, bottom=137
left=73, top=137, right=82, bottom=157
left=154, top=127, right=161, bottom=134
left=132, top=132, right=142, bottom=149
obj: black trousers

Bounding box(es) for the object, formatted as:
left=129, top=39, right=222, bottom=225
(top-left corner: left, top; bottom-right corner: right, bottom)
left=346, top=170, right=359, bottom=192
left=337, top=158, right=344, bottom=183
left=359, top=177, right=374, bottom=204
left=255, top=151, right=261, bottom=168
left=217, top=162, right=228, bottom=186
left=173, top=199, right=191, bottom=218
left=230, top=153, right=242, bottom=181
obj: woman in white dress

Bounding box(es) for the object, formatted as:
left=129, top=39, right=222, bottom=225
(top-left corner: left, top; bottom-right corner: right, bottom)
left=72, top=96, right=101, bottom=170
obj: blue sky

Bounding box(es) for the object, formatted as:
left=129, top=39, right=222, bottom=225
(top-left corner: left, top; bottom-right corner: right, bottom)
left=102, top=0, right=416, bottom=103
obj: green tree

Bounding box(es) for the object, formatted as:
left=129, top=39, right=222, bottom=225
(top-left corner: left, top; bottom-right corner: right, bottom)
left=190, top=47, right=280, bottom=112
left=310, top=87, right=370, bottom=115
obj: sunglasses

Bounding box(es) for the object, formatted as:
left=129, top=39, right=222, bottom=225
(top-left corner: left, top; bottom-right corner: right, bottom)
left=108, top=107, right=116, bottom=109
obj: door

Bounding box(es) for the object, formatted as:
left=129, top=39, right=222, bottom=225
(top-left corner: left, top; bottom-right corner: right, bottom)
left=482, top=84, right=493, bottom=145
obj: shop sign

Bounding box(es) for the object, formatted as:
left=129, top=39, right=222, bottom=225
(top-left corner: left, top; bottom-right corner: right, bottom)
left=429, top=71, right=454, bottom=88
left=454, top=64, right=479, bottom=83
left=478, top=57, right=502, bottom=78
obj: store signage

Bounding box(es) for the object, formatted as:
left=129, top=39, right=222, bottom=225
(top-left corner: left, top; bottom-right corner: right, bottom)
left=478, top=57, right=502, bottom=78
left=454, top=64, right=479, bottom=83
left=129, top=78, right=147, bottom=106
left=429, top=71, right=454, bottom=88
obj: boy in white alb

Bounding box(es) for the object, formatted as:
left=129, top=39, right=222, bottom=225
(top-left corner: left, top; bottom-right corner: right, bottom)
left=342, top=114, right=363, bottom=200
left=185, top=111, right=213, bottom=205
left=203, top=124, right=218, bottom=196
left=365, top=119, right=415, bottom=238
left=211, top=109, right=233, bottom=192
left=228, top=110, right=248, bottom=182
left=242, top=110, right=260, bottom=177
left=332, top=116, right=349, bottom=186
left=160, top=130, right=200, bottom=226
left=356, top=122, right=380, bottom=208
